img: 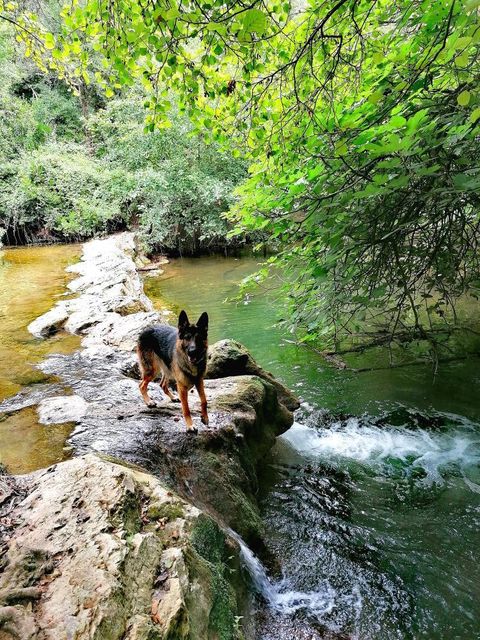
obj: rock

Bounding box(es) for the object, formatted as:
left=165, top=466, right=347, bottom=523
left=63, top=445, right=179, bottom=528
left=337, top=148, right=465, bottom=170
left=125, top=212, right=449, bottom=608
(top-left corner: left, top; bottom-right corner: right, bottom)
left=0, top=454, right=248, bottom=640
left=28, top=233, right=154, bottom=341
left=27, top=303, right=70, bottom=338
left=81, top=311, right=169, bottom=352
left=9, top=232, right=301, bottom=637
left=37, top=395, right=89, bottom=424
left=36, top=342, right=293, bottom=543
left=206, top=339, right=300, bottom=412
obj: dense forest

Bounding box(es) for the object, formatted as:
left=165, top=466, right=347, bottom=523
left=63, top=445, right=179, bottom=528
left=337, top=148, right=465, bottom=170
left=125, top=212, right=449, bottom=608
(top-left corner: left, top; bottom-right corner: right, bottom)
left=1, top=0, right=479, bottom=354
left=0, top=24, right=247, bottom=253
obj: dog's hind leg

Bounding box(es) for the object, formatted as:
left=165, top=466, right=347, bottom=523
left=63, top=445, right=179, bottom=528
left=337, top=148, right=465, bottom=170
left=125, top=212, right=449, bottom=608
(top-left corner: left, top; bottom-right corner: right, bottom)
left=160, top=374, right=176, bottom=402
left=137, top=347, right=159, bottom=408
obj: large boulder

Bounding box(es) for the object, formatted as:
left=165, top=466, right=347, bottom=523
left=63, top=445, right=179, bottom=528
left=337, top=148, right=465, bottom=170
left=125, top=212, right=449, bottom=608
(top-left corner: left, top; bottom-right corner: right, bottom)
left=4, top=233, right=302, bottom=639
left=0, top=454, right=248, bottom=640
left=206, top=340, right=300, bottom=412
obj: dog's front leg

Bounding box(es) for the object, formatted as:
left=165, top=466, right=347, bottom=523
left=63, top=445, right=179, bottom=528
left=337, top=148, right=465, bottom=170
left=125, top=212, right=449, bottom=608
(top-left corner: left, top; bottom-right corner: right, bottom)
left=178, top=383, right=196, bottom=433
left=195, top=379, right=209, bottom=426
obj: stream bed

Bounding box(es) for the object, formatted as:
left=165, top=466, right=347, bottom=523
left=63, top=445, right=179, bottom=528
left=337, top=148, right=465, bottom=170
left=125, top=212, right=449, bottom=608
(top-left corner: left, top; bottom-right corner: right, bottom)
left=0, top=244, right=80, bottom=472
left=1, top=246, right=479, bottom=639
left=145, top=256, right=480, bottom=640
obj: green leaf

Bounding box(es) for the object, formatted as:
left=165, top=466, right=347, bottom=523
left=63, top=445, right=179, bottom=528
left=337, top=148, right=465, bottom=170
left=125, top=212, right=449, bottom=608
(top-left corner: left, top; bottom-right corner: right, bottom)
left=457, top=90, right=471, bottom=106
left=44, top=33, right=55, bottom=50
left=240, top=9, right=267, bottom=35
left=470, top=107, right=480, bottom=123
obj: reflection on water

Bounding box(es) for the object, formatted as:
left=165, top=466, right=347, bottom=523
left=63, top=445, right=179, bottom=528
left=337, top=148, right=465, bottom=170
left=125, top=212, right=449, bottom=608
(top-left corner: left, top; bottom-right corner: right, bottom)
left=0, top=244, right=80, bottom=472
left=146, top=256, right=480, bottom=640
left=145, top=255, right=480, bottom=420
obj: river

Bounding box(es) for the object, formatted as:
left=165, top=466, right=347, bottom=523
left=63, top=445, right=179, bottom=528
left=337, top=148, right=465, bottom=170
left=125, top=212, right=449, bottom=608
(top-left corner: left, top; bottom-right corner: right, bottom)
left=145, top=255, right=480, bottom=640
left=0, top=244, right=80, bottom=472
left=1, top=246, right=480, bottom=639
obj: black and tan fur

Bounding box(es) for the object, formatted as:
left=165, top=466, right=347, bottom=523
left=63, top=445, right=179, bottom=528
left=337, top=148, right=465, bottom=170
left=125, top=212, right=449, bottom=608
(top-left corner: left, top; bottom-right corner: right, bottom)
left=137, top=311, right=209, bottom=433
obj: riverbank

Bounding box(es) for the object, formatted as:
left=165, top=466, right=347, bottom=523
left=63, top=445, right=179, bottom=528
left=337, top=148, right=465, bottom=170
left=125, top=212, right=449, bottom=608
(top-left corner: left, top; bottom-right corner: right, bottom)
left=0, top=233, right=298, bottom=639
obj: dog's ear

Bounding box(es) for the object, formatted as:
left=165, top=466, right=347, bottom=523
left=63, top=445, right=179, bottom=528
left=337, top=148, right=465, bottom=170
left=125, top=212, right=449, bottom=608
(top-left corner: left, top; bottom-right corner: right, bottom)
left=178, top=310, right=189, bottom=334
left=197, top=312, right=208, bottom=334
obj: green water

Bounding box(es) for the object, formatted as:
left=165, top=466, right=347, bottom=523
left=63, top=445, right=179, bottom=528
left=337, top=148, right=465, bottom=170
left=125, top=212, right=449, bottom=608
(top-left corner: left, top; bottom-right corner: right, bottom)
left=146, top=256, right=480, bottom=640
left=145, top=256, right=480, bottom=420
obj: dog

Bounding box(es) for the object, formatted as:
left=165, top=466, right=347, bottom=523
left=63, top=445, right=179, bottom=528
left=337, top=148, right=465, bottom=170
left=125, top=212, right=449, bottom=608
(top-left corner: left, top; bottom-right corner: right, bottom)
left=137, top=310, right=209, bottom=433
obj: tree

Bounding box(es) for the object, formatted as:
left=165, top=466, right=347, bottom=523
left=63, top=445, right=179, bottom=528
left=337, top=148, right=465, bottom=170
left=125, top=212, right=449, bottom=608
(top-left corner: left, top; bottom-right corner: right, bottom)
left=3, top=0, right=479, bottom=353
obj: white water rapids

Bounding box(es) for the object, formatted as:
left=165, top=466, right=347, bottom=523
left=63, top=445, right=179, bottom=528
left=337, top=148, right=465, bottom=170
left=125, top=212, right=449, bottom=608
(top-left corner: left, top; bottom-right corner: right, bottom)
left=282, top=417, right=480, bottom=489
left=229, top=411, right=480, bottom=635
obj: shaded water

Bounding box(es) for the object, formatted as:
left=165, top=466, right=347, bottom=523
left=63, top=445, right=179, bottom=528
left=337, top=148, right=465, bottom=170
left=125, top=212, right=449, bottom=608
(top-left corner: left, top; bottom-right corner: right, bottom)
left=0, top=244, right=80, bottom=472
left=145, top=256, right=480, bottom=640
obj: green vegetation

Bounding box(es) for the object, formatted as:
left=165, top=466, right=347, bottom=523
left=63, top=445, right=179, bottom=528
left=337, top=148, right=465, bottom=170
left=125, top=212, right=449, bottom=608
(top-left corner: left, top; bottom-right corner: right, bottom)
left=1, top=0, right=479, bottom=352
left=190, top=515, right=240, bottom=640
left=0, top=25, right=246, bottom=252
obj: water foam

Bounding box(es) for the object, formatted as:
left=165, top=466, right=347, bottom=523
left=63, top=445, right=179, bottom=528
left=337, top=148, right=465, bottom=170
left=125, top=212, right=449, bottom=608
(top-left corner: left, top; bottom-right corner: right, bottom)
left=281, top=418, right=480, bottom=486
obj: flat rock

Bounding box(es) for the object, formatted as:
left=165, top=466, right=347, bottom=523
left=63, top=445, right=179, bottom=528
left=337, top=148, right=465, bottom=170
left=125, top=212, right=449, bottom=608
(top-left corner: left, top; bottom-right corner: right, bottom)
left=37, top=395, right=89, bottom=424
left=27, top=303, right=70, bottom=338
left=28, top=233, right=154, bottom=341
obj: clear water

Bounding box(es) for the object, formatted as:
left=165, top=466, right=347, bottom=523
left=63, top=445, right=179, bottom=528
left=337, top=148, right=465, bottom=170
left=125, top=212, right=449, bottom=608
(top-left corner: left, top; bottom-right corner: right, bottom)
left=145, top=255, right=480, bottom=640
left=1, top=247, right=479, bottom=638
left=0, top=244, right=80, bottom=472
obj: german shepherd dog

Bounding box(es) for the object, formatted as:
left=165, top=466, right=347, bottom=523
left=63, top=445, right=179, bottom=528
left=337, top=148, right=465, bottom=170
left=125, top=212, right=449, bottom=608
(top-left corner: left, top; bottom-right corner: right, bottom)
left=137, top=311, right=209, bottom=433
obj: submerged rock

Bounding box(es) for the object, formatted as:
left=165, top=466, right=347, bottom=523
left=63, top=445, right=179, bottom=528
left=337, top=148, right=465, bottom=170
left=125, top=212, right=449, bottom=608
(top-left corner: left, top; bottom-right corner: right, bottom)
left=0, top=454, right=248, bottom=640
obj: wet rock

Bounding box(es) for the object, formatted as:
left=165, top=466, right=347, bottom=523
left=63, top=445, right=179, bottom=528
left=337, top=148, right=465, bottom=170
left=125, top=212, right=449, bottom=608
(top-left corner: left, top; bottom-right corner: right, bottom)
left=37, top=395, right=89, bottom=424
left=36, top=340, right=293, bottom=542
left=27, top=302, right=70, bottom=338
left=0, top=454, right=247, bottom=640
left=0, top=383, right=67, bottom=415
left=81, top=310, right=169, bottom=352
left=7, top=232, right=302, bottom=637
left=28, top=233, right=154, bottom=341
left=207, top=339, right=300, bottom=412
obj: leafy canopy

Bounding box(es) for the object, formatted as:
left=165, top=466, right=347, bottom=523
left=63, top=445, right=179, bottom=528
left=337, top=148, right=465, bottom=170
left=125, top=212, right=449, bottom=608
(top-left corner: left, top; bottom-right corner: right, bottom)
left=2, top=0, right=480, bottom=350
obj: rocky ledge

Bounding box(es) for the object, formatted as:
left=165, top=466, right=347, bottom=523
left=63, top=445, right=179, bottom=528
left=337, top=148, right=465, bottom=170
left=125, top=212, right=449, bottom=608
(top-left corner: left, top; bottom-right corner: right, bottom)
left=0, top=233, right=299, bottom=639
left=0, top=454, right=249, bottom=640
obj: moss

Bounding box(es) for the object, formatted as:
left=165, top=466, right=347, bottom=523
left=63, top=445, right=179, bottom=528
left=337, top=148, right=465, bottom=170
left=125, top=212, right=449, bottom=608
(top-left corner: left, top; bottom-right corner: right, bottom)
left=191, top=515, right=227, bottom=565
left=147, top=501, right=184, bottom=521
left=110, top=485, right=142, bottom=537
left=209, top=565, right=238, bottom=640
left=188, top=515, right=240, bottom=640
left=164, top=607, right=190, bottom=639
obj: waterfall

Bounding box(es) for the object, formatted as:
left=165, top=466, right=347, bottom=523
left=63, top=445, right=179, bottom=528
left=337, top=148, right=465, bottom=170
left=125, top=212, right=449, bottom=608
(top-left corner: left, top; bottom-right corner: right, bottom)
left=226, top=527, right=336, bottom=617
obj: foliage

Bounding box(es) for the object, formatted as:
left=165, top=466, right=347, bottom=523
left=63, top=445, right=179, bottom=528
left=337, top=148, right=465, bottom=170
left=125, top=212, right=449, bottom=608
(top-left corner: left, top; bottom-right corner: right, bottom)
left=87, top=96, right=247, bottom=254
left=0, top=24, right=247, bottom=251
left=0, top=143, right=127, bottom=242
left=2, top=0, right=480, bottom=346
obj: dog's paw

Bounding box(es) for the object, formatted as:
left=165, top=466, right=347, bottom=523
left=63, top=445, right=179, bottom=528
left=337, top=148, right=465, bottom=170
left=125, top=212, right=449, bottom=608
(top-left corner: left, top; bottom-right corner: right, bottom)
left=147, top=400, right=158, bottom=408
left=186, top=426, right=198, bottom=435
left=171, top=397, right=181, bottom=403
left=201, top=415, right=209, bottom=426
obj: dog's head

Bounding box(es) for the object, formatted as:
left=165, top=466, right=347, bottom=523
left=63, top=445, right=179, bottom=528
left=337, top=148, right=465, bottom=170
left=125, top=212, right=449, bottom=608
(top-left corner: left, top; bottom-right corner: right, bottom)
left=177, top=310, right=209, bottom=365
